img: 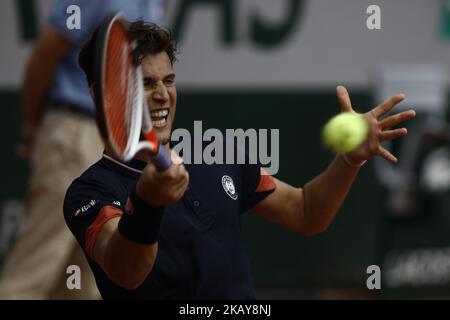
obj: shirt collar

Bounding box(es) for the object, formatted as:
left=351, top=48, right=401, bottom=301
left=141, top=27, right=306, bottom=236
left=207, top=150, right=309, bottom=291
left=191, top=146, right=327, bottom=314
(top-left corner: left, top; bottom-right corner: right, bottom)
left=102, top=153, right=146, bottom=174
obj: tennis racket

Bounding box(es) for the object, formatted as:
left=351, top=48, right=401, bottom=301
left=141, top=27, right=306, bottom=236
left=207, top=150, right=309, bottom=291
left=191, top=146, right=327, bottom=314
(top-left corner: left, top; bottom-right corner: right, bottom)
left=94, top=13, right=171, bottom=171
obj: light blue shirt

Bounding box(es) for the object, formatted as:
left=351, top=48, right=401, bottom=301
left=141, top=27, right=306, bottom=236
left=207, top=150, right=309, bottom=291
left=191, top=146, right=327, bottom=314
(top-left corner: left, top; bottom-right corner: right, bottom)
left=47, top=0, right=164, bottom=114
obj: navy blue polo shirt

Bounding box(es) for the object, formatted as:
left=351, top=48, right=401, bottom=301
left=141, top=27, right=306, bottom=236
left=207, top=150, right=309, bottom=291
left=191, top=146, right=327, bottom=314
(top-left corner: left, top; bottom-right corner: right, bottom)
left=63, top=154, right=275, bottom=299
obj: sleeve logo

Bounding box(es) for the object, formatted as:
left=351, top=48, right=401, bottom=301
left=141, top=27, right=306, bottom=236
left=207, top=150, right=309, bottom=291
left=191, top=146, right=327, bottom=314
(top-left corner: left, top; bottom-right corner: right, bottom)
left=74, top=199, right=98, bottom=216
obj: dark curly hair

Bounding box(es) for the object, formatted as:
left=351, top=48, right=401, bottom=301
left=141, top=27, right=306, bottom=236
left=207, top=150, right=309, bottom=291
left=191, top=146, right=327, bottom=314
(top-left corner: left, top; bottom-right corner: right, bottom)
left=79, top=19, right=178, bottom=87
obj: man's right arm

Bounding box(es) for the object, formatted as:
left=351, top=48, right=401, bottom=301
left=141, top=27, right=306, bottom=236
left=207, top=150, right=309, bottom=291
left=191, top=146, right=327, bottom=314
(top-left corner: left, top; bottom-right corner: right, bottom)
left=92, top=217, right=158, bottom=291
left=90, top=155, right=189, bottom=290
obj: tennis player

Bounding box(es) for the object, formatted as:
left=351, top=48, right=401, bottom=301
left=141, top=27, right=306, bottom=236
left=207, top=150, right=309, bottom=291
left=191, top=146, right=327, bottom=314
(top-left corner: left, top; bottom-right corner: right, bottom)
left=64, top=20, right=416, bottom=299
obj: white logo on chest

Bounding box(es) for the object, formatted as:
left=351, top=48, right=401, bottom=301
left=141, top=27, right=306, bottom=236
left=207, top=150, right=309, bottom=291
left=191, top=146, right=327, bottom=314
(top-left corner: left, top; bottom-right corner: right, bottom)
left=222, top=175, right=238, bottom=200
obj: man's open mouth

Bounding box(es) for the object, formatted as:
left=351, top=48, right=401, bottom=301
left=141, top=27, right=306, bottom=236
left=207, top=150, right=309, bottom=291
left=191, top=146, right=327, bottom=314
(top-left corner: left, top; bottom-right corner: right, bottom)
left=150, top=109, right=169, bottom=127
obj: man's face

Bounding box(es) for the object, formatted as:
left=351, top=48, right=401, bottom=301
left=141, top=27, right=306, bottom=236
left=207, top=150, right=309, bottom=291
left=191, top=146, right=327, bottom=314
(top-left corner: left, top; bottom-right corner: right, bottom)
left=141, top=51, right=177, bottom=146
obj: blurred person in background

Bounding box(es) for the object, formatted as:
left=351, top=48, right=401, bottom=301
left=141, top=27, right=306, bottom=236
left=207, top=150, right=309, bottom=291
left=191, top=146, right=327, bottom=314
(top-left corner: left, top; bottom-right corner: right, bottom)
left=0, top=0, right=166, bottom=300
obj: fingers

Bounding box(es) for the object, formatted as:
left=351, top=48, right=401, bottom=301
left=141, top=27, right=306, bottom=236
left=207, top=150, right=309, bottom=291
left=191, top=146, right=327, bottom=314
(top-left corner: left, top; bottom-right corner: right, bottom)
left=137, top=150, right=189, bottom=206
left=336, top=85, right=353, bottom=113
left=170, top=149, right=184, bottom=165
left=167, top=172, right=188, bottom=200
left=379, top=128, right=407, bottom=142
left=164, top=160, right=187, bottom=183
left=379, top=146, right=398, bottom=163
left=379, top=109, right=416, bottom=130
left=361, top=95, right=414, bottom=165
left=371, top=94, right=405, bottom=118
left=167, top=164, right=189, bottom=200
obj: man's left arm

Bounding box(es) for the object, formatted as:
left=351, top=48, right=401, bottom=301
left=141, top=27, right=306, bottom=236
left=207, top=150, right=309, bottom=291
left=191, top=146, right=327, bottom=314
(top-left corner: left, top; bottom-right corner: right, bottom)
left=251, top=86, right=416, bottom=235
left=252, top=154, right=358, bottom=235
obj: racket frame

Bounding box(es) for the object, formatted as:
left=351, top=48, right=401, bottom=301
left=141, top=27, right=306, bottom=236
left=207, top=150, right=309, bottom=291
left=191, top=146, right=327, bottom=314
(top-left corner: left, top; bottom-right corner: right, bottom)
left=94, top=13, right=171, bottom=170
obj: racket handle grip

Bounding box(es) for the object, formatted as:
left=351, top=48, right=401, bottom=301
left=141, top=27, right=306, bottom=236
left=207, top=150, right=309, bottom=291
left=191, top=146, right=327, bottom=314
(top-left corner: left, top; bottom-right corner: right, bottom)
left=152, top=144, right=172, bottom=171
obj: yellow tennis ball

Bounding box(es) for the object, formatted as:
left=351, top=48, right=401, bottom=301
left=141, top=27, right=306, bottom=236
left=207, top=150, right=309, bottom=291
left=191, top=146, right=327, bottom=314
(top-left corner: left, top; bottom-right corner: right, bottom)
left=322, top=112, right=369, bottom=153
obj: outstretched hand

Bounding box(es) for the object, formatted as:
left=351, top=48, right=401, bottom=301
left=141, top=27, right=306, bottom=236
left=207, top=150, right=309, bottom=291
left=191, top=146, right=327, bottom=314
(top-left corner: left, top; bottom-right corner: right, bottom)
left=336, top=85, right=416, bottom=166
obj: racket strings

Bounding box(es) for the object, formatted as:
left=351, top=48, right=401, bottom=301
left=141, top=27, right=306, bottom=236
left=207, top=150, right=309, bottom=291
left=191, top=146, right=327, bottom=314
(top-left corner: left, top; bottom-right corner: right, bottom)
left=104, top=23, right=135, bottom=154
